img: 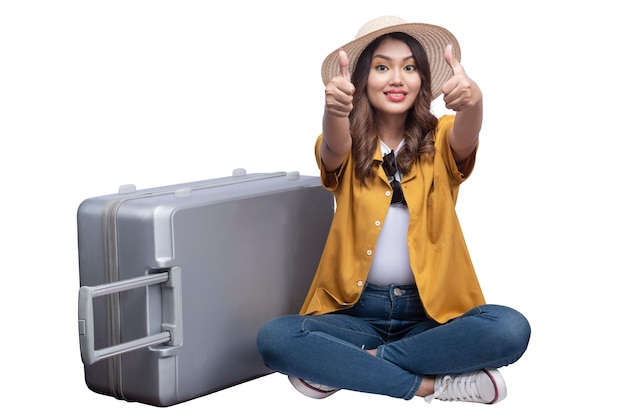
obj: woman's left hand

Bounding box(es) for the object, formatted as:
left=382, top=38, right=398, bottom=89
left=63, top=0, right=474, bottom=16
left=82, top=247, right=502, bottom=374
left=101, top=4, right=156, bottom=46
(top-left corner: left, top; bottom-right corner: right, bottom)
left=441, top=44, right=482, bottom=112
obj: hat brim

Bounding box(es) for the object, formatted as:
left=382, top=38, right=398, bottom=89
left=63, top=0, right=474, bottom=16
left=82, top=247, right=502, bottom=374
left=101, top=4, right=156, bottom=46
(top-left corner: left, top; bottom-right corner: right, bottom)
left=320, top=22, right=460, bottom=101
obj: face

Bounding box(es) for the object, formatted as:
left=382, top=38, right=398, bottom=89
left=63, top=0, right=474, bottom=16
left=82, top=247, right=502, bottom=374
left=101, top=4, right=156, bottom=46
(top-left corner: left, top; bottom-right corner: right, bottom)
left=366, top=37, right=422, bottom=118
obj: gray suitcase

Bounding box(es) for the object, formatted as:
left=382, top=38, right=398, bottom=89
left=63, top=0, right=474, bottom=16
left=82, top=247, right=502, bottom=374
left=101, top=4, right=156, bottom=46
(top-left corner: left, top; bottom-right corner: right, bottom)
left=76, top=169, right=334, bottom=406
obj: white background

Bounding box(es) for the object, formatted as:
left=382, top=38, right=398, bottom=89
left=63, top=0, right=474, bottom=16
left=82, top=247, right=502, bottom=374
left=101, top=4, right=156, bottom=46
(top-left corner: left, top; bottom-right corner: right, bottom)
left=1, top=0, right=623, bottom=416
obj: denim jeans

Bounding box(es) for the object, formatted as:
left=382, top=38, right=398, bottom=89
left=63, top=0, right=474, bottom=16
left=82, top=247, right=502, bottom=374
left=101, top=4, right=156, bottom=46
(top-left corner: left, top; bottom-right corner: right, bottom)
left=257, top=283, right=531, bottom=400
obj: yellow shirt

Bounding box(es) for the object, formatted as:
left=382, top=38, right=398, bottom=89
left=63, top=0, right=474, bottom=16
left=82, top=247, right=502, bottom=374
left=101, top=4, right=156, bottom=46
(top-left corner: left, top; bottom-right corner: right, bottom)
left=299, top=115, right=486, bottom=323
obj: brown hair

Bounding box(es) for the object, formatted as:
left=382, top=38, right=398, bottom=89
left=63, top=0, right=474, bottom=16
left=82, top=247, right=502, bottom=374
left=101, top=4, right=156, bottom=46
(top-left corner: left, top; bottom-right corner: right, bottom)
left=349, top=32, right=437, bottom=183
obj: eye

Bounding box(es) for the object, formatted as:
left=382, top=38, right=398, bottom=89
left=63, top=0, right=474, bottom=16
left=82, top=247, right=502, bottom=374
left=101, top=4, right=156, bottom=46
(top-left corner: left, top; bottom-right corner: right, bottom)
left=374, top=64, right=389, bottom=72
left=405, top=64, right=417, bottom=72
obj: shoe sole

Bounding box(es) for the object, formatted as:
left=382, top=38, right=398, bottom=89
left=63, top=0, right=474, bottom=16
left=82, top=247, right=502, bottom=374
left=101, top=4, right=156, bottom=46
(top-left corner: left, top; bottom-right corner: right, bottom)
left=288, top=375, right=339, bottom=399
left=484, top=369, right=507, bottom=404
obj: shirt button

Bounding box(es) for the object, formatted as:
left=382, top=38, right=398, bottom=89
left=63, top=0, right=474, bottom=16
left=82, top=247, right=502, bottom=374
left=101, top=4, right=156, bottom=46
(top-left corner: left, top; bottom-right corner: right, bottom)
left=375, top=220, right=381, bottom=227
left=366, top=249, right=373, bottom=256
left=357, top=281, right=363, bottom=287
left=385, top=191, right=391, bottom=197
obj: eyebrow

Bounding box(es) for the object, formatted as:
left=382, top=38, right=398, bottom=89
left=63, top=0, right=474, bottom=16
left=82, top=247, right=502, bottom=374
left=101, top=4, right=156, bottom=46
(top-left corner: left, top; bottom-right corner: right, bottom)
left=372, top=54, right=415, bottom=62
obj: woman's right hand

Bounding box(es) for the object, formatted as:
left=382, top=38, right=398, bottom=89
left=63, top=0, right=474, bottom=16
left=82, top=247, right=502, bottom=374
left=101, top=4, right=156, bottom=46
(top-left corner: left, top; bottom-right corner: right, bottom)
left=324, top=49, right=355, bottom=118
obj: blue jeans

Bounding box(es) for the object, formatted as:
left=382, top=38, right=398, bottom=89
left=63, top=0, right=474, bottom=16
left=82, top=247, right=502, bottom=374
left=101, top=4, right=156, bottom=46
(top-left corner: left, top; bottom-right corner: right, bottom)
left=257, top=283, right=531, bottom=400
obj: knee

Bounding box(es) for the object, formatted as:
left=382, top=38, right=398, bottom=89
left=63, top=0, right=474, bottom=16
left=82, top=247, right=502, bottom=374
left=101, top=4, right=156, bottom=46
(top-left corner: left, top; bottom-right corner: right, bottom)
left=506, top=306, right=531, bottom=345
left=488, top=305, right=532, bottom=358
left=256, top=315, right=300, bottom=367
left=256, top=317, right=282, bottom=357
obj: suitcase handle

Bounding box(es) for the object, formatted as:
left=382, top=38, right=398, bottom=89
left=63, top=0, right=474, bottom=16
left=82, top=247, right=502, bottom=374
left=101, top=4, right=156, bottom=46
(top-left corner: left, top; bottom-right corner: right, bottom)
left=78, top=267, right=183, bottom=366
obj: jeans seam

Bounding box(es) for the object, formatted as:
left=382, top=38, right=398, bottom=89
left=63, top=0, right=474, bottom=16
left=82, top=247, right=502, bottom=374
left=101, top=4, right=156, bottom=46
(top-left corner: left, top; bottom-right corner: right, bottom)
left=301, top=317, right=384, bottom=347
left=376, top=345, right=421, bottom=400
left=404, top=375, right=421, bottom=400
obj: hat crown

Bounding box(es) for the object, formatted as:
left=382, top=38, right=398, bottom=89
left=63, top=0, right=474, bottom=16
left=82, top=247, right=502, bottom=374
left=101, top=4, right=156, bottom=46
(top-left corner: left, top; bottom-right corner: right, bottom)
left=355, top=16, right=408, bottom=38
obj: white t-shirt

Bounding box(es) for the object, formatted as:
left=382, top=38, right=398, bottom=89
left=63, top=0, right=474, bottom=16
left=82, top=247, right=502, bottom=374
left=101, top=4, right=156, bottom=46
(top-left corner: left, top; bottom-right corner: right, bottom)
left=366, top=140, right=414, bottom=286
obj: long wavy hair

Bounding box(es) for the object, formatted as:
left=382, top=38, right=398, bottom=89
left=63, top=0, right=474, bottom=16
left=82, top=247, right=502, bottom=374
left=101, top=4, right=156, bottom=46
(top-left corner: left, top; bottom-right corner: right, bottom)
left=350, top=32, right=437, bottom=183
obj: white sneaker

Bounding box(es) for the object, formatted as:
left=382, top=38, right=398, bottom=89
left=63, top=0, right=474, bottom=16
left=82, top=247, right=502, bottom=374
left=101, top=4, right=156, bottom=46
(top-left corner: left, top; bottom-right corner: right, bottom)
left=425, top=369, right=507, bottom=404
left=288, top=375, right=339, bottom=399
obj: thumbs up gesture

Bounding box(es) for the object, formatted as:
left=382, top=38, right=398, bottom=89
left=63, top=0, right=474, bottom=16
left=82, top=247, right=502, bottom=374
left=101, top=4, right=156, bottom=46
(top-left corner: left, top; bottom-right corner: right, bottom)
left=441, top=44, right=482, bottom=112
left=325, top=49, right=355, bottom=118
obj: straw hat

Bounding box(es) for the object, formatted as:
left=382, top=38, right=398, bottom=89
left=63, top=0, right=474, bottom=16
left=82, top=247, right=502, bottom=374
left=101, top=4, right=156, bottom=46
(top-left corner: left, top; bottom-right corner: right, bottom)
left=320, top=16, right=461, bottom=101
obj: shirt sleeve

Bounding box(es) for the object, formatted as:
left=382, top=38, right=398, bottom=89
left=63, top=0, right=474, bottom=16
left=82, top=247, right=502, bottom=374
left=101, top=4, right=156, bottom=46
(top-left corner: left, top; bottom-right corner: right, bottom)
left=436, top=115, right=478, bottom=183
left=314, top=134, right=347, bottom=191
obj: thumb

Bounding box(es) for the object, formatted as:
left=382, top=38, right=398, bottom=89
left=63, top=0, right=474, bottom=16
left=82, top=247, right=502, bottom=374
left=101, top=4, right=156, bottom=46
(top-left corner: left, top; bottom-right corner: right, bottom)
left=444, top=44, right=464, bottom=75
left=338, top=49, right=350, bottom=82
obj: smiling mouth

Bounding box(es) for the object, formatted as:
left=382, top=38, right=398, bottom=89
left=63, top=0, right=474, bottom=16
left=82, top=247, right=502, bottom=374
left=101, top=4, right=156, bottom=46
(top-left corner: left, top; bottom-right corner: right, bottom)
left=385, top=91, right=407, bottom=101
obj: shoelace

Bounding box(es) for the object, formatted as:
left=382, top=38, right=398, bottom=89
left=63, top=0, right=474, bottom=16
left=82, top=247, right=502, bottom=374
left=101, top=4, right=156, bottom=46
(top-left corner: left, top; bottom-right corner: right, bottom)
left=424, top=374, right=482, bottom=403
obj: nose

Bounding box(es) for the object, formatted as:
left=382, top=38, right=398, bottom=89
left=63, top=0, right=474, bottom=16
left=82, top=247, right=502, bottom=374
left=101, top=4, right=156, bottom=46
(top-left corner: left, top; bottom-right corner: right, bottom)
left=389, top=68, right=403, bottom=85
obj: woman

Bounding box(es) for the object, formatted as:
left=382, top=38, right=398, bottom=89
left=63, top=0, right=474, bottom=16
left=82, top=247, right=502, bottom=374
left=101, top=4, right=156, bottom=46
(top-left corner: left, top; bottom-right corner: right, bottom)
left=257, top=16, right=531, bottom=404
